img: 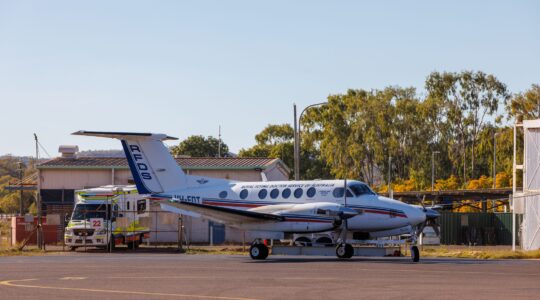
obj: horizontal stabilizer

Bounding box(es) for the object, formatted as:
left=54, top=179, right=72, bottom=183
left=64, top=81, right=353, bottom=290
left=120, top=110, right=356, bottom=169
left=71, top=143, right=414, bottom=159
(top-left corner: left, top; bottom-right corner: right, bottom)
left=72, top=130, right=178, bottom=141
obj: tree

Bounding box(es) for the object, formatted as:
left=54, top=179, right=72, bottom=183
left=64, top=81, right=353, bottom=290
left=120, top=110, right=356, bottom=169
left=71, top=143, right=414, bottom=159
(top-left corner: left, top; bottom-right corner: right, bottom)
left=171, top=135, right=229, bottom=157
left=0, top=193, right=19, bottom=214
left=426, top=71, right=510, bottom=181
left=239, top=124, right=294, bottom=178
left=507, top=84, right=540, bottom=120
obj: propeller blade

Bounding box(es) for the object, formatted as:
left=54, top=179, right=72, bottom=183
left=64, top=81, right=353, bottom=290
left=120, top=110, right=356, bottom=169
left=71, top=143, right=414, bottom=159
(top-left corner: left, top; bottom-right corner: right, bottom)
left=432, top=224, right=440, bottom=236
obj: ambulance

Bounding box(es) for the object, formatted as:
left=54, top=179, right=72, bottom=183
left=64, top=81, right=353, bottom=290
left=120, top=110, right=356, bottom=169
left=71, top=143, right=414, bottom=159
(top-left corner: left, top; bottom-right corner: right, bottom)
left=64, top=185, right=150, bottom=251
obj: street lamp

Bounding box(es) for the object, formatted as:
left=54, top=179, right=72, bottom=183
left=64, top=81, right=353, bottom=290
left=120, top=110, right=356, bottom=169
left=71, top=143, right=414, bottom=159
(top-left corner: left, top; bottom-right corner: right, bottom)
left=293, top=102, right=327, bottom=180
left=431, top=151, right=440, bottom=191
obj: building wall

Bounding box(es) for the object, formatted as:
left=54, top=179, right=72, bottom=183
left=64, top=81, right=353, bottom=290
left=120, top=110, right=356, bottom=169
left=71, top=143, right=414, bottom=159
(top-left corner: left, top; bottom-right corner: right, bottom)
left=187, top=169, right=263, bottom=181
left=40, top=169, right=118, bottom=189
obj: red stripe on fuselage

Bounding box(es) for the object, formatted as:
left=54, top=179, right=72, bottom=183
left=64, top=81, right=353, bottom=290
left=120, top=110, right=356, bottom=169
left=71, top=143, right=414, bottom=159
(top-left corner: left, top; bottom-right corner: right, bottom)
left=202, top=201, right=261, bottom=208
left=363, top=209, right=407, bottom=218
left=284, top=218, right=333, bottom=223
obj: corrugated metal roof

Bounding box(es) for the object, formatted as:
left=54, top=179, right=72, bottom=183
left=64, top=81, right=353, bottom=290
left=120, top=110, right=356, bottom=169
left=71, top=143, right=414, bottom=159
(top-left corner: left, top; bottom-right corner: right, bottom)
left=37, top=157, right=286, bottom=170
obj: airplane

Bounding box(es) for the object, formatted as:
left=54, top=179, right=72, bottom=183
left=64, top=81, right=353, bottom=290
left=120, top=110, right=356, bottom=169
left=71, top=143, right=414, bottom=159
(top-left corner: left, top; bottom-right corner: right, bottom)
left=73, top=130, right=440, bottom=262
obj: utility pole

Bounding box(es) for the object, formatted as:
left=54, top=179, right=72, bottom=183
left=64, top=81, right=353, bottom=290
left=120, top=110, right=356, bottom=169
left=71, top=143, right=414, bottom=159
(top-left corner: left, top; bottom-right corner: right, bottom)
left=18, top=161, right=24, bottom=215
left=387, top=155, right=391, bottom=191
left=218, top=125, right=222, bottom=158
left=293, top=104, right=299, bottom=180
left=493, top=132, right=498, bottom=189
left=431, top=151, right=440, bottom=191
left=34, top=133, right=43, bottom=249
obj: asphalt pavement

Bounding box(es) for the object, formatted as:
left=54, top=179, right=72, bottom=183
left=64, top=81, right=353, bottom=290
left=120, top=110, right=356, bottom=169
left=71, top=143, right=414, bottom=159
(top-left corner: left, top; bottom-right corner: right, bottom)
left=1, top=253, right=539, bottom=299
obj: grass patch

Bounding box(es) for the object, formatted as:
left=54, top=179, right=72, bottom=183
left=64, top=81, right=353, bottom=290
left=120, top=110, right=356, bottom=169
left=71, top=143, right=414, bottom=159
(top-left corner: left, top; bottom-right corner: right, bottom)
left=0, top=247, right=48, bottom=257
left=186, top=246, right=247, bottom=256
left=421, top=247, right=540, bottom=259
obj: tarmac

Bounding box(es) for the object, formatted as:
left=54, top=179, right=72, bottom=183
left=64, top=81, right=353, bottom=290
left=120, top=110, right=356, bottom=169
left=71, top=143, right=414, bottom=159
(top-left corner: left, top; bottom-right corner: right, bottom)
left=1, top=252, right=539, bottom=300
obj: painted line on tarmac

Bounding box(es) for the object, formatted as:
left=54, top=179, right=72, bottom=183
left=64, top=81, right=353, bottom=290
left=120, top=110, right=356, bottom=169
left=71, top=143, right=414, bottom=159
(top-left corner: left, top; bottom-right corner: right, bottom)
left=108, top=276, right=338, bottom=281
left=0, top=279, right=258, bottom=300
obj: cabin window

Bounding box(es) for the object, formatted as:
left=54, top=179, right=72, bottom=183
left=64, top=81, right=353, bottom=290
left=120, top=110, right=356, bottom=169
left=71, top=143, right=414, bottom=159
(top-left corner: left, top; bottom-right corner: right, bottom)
left=219, top=191, right=228, bottom=199
left=332, top=187, right=353, bottom=198
left=306, top=187, right=316, bottom=198
left=294, top=188, right=303, bottom=198
left=270, top=189, right=279, bottom=199
left=258, top=189, right=268, bottom=199
left=282, top=188, right=291, bottom=199
left=240, top=189, right=249, bottom=199
left=126, top=201, right=130, bottom=211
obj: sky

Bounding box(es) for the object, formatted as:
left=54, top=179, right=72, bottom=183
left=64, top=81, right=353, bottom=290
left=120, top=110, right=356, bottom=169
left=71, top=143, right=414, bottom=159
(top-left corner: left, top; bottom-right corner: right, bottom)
left=0, top=0, right=539, bottom=157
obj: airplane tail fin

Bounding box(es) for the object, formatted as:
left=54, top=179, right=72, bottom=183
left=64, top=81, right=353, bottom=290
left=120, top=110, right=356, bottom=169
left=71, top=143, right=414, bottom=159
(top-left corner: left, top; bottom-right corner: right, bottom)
left=72, top=131, right=187, bottom=194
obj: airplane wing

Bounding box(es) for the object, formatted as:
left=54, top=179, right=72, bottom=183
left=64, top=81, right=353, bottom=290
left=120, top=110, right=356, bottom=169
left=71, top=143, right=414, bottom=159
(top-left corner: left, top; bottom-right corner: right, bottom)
left=164, top=200, right=284, bottom=225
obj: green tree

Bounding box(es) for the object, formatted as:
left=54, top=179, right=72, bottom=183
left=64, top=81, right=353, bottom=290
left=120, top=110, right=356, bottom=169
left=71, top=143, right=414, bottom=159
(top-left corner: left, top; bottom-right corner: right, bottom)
left=507, top=84, right=540, bottom=120
left=171, top=135, right=229, bottom=157
left=239, top=124, right=294, bottom=178
left=0, top=193, right=19, bottom=214
left=425, top=71, right=509, bottom=181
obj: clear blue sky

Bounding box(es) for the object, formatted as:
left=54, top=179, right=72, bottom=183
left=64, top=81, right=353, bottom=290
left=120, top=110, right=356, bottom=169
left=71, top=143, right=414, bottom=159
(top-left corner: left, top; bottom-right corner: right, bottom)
left=1, top=0, right=538, bottom=157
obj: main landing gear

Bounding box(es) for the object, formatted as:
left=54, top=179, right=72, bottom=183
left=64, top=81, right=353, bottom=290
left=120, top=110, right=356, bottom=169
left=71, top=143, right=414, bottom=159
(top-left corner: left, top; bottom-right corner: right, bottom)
left=335, top=243, right=354, bottom=259
left=249, top=239, right=269, bottom=260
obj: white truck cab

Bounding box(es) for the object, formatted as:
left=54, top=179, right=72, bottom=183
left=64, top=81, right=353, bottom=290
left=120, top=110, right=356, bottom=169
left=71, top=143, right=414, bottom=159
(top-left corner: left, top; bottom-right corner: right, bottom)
left=64, top=185, right=150, bottom=251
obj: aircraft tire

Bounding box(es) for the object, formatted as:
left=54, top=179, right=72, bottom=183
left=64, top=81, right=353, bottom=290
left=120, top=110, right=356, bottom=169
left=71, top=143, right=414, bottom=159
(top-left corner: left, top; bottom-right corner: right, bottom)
left=336, top=243, right=354, bottom=259
left=411, top=246, right=419, bottom=262
left=249, top=244, right=269, bottom=260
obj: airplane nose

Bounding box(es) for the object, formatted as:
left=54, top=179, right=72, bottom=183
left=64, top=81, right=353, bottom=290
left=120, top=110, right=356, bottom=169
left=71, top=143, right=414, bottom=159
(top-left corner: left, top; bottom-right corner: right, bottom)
left=407, top=207, right=426, bottom=226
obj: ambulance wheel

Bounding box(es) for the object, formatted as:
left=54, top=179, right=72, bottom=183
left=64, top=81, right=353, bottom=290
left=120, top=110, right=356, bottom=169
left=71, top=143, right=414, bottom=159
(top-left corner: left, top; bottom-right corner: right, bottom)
left=336, top=243, right=354, bottom=259
left=249, top=244, right=269, bottom=260
left=411, top=246, right=419, bottom=262
left=128, top=241, right=138, bottom=250
left=69, top=246, right=77, bottom=251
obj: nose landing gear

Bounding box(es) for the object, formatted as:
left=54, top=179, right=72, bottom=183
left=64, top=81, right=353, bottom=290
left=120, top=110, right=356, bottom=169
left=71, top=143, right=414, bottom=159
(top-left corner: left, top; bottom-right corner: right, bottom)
left=410, top=226, right=421, bottom=262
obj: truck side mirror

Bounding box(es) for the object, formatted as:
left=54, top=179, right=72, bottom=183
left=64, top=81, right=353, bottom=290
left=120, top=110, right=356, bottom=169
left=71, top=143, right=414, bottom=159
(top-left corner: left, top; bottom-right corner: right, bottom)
left=64, top=215, right=71, bottom=224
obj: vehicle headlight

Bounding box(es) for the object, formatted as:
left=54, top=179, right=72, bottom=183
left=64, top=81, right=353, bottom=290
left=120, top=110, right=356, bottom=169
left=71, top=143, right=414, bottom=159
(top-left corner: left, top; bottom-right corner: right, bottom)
left=96, top=229, right=108, bottom=235
left=65, top=228, right=73, bottom=235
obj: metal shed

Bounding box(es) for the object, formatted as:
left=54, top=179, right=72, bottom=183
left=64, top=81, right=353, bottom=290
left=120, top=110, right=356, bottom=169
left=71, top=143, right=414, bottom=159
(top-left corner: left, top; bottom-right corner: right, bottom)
left=515, top=120, right=540, bottom=250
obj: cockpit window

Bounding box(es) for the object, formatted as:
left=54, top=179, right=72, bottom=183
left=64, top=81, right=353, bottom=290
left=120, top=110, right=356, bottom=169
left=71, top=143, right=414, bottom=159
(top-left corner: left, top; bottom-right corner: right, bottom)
left=332, top=187, right=353, bottom=198
left=348, top=183, right=375, bottom=196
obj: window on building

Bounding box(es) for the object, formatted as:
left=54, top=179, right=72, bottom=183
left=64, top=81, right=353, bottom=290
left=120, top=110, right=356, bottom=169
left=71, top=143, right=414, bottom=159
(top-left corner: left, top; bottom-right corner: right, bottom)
left=282, top=188, right=291, bottom=199
left=258, top=189, right=268, bottom=199
left=240, top=189, right=248, bottom=199
left=137, top=200, right=147, bottom=214
left=270, top=189, right=279, bottom=199
left=219, top=191, right=228, bottom=199
left=306, top=187, right=316, bottom=198
left=294, top=188, right=303, bottom=198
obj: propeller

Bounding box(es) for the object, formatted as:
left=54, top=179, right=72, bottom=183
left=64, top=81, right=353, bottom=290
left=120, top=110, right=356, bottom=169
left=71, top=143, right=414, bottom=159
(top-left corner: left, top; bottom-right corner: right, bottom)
left=415, top=195, right=441, bottom=237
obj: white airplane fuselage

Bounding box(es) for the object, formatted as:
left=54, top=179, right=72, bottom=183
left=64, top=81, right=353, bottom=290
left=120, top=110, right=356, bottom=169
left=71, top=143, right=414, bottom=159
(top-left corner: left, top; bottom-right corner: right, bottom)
left=72, top=131, right=428, bottom=241
left=152, top=178, right=426, bottom=234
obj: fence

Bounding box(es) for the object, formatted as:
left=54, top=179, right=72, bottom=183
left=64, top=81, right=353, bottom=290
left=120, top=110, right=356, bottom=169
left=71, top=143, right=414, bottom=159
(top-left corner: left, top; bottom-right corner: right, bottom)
left=0, top=207, right=244, bottom=252
left=439, top=212, right=522, bottom=246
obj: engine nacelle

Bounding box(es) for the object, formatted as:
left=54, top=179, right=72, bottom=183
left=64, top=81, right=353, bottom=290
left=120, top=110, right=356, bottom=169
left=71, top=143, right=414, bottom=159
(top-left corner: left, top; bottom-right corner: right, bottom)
left=243, top=202, right=357, bottom=233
